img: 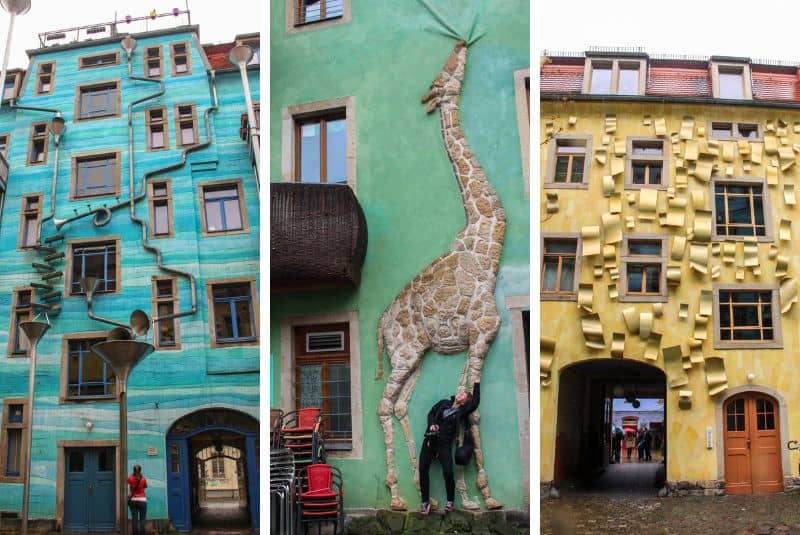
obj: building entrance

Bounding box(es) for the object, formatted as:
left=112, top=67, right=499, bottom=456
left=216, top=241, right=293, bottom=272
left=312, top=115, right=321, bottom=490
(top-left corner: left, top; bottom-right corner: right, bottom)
left=723, top=392, right=783, bottom=494
left=63, top=447, right=116, bottom=532
left=554, top=359, right=666, bottom=495
left=165, top=409, right=259, bottom=532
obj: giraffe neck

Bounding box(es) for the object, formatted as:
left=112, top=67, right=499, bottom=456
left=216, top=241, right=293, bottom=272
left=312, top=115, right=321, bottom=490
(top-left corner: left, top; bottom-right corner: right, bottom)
left=438, top=99, right=506, bottom=235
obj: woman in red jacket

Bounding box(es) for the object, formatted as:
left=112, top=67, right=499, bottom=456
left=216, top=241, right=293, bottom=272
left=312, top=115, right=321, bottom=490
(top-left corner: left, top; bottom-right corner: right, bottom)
left=127, top=464, right=147, bottom=535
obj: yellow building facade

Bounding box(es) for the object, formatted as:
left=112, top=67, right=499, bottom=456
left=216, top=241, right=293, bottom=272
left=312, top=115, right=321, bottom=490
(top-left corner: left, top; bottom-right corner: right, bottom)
left=540, top=52, right=800, bottom=496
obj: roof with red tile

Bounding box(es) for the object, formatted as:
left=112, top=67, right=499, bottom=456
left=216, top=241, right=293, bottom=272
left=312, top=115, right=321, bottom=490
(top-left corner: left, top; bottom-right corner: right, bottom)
left=542, top=52, right=800, bottom=105
left=647, top=64, right=711, bottom=97
left=204, top=42, right=235, bottom=70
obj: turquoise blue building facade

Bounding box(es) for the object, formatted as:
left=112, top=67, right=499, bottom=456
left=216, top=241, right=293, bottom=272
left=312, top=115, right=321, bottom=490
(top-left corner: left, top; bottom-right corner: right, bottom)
left=0, top=22, right=259, bottom=532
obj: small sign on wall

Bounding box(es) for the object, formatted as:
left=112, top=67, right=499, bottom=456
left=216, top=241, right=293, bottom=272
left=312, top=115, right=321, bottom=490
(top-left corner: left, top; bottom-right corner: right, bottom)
left=147, top=447, right=158, bottom=456
left=706, top=427, right=713, bottom=449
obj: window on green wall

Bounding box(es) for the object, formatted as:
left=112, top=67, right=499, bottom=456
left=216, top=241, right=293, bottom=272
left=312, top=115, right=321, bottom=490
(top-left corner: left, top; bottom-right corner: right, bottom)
left=8, top=289, right=32, bottom=357
left=0, top=400, right=26, bottom=482
left=208, top=279, right=258, bottom=346
left=72, top=152, right=120, bottom=199
left=66, top=338, right=116, bottom=399
left=153, top=277, right=179, bottom=349
left=145, top=45, right=163, bottom=78
left=293, top=323, right=352, bottom=450
left=76, top=81, right=120, bottom=120
left=68, top=239, right=120, bottom=295
left=294, top=0, right=344, bottom=25
left=294, top=112, right=347, bottom=184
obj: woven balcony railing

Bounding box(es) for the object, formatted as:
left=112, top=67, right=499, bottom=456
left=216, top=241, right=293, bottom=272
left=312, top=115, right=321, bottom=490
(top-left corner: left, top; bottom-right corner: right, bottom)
left=271, top=182, right=367, bottom=292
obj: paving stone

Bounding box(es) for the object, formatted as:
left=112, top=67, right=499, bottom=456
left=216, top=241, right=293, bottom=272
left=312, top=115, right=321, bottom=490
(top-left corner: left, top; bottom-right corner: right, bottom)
left=542, top=493, right=800, bottom=535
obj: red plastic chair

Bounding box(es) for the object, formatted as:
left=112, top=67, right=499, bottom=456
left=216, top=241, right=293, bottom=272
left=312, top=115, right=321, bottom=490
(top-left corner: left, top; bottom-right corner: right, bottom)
left=297, top=463, right=344, bottom=535
left=281, top=407, right=321, bottom=434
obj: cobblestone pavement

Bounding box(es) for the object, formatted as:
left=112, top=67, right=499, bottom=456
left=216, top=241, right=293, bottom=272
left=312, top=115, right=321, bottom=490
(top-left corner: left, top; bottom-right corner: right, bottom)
left=541, top=493, right=800, bottom=534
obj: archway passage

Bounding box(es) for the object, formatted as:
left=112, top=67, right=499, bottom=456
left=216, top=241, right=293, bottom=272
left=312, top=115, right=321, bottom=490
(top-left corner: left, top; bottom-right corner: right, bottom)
left=166, top=409, right=259, bottom=532
left=554, top=359, right=666, bottom=496
left=724, top=392, right=783, bottom=494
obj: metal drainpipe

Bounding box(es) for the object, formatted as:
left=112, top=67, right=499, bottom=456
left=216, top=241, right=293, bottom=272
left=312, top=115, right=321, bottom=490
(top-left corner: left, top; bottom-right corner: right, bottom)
left=140, top=69, right=220, bottom=323
left=235, top=60, right=259, bottom=193
left=59, top=49, right=223, bottom=325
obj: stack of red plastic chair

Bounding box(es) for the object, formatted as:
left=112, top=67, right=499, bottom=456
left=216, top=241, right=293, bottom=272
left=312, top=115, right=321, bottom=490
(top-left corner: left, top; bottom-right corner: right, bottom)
left=280, top=407, right=323, bottom=472
left=297, top=463, right=344, bottom=535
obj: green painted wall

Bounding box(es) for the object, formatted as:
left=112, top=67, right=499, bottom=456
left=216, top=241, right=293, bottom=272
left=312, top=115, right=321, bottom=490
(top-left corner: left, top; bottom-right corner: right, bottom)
left=271, top=0, right=529, bottom=509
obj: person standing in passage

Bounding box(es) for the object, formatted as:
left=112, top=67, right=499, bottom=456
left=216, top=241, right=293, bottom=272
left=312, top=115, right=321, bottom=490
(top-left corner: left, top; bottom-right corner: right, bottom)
left=418, top=382, right=480, bottom=515
left=127, top=464, right=147, bottom=535
left=636, top=427, right=646, bottom=461
left=611, top=426, right=623, bottom=463
left=644, top=427, right=653, bottom=461
left=625, top=431, right=635, bottom=461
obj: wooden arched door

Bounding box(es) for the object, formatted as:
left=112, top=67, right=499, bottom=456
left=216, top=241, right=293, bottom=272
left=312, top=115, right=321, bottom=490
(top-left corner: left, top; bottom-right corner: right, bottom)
left=724, top=393, right=783, bottom=494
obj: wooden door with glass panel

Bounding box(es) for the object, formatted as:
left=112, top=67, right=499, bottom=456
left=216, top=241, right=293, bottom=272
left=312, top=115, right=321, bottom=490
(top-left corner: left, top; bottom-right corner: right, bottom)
left=724, top=393, right=783, bottom=494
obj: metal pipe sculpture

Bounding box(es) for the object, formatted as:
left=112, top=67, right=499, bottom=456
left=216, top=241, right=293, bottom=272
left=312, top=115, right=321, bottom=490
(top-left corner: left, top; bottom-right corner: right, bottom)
left=376, top=39, right=504, bottom=511
left=56, top=33, right=224, bottom=323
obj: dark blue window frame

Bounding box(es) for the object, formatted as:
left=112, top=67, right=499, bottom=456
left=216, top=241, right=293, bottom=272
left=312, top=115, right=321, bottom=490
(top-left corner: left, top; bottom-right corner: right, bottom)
left=67, top=340, right=115, bottom=399
left=71, top=243, right=117, bottom=295
left=75, top=154, right=117, bottom=198
left=213, top=284, right=256, bottom=343
left=203, top=185, right=243, bottom=233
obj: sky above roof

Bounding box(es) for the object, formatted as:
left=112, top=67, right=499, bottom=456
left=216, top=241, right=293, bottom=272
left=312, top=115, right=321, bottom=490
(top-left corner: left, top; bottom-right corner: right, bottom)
left=0, top=0, right=259, bottom=69
left=537, top=0, right=800, bottom=63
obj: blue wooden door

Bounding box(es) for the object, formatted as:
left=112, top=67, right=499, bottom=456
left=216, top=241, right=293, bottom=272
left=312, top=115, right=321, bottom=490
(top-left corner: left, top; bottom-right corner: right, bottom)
left=166, top=438, right=191, bottom=532
left=245, top=435, right=259, bottom=530
left=64, top=448, right=116, bottom=532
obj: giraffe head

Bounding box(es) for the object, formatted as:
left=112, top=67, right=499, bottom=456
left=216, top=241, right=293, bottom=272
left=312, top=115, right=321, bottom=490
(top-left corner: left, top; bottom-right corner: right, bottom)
left=421, top=40, right=467, bottom=113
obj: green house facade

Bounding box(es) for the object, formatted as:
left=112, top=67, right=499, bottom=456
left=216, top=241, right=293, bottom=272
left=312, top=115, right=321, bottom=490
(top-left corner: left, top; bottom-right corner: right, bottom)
left=270, top=0, right=530, bottom=516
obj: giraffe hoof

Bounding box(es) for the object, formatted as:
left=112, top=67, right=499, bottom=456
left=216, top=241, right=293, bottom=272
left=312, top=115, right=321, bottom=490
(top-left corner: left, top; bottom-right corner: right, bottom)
left=485, top=497, right=503, bottom=510
left=390, top=497, right=407, bottom=511
left=462, top=499, right=480, bottom=511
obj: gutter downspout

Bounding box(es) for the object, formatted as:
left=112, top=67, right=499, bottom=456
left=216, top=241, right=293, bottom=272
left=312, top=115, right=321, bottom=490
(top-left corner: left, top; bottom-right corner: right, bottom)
left=143, top=69, right=219, bottom=324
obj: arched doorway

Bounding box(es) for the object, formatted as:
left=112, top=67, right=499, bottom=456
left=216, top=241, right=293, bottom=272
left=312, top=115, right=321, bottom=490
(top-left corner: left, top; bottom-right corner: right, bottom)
left=723, top=392, right=783, bottom=494
left=554, top=359, right=667, bottom=495
left=166, top=408, right=259, bottom=532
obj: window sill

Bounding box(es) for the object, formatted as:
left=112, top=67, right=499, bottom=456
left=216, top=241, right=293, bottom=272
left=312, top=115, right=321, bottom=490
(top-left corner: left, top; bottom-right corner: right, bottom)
left=712, top=235, right=773, bottom=243
left=541, top=293, right=577, bottom=302
left=624, top=183, right=669, bottom=191
left=0, top=476, right=23, bottom=484
left=618, top=294, right=669, bottom=303
left=62, top=395, right=119, bottom=404
left=714, top=340, right=783, bottom=350
left=543, top=182, right=589, bottom=190
left=74, top=113, right=120, bottom=123
left=203, top=228, right=249, bottom=238
left=155, top=343, right=181, bottom=351
left=294, top=15, right=344, bottom=27
left=211, top=338, right=259, bottom=348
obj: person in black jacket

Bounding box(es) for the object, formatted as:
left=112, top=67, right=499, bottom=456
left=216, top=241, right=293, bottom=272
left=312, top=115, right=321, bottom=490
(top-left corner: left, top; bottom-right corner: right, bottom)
left=418, top=381, right=480, bottom=515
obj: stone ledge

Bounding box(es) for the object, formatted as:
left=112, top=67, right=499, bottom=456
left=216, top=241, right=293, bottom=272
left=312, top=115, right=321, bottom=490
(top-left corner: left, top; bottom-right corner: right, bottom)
left=344, top=508, right=530, bottom=535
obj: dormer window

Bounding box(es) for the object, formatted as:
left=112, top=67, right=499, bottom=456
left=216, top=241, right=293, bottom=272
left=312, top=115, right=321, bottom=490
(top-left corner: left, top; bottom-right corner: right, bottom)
left=711, top=61, right=752, bottom=100
left=583, top=57, right=646, bottom=96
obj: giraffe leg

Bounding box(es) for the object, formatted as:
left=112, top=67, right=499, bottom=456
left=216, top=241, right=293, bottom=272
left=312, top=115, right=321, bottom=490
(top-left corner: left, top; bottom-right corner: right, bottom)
left=378, top=344, right=425, bottom=511
left=394, top=368, right=423, bottom=491
left=454, top=359, right=478, bottom=509
left=466, top=316, right=503, bottom=510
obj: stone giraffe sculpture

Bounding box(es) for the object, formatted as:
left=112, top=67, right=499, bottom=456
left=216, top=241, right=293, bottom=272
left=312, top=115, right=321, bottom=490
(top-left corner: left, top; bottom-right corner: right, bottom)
left=376, top=40, right=505, bottom=512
